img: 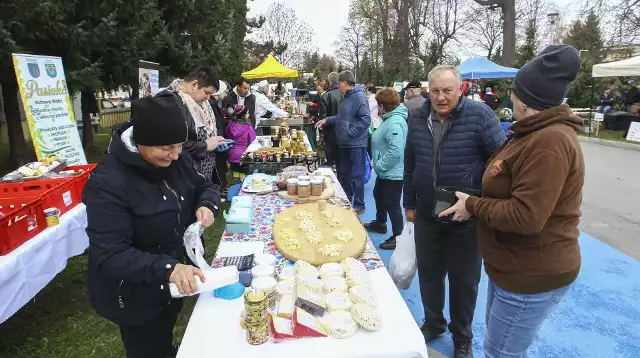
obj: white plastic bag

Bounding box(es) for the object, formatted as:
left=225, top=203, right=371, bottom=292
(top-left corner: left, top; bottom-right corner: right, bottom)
left=389, top=222, right=417, bottom=290
left=169, top=222, right=239, bottom=297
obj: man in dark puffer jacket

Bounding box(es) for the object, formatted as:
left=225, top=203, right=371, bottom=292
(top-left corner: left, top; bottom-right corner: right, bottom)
left=404, top=65, right=505, bottom=357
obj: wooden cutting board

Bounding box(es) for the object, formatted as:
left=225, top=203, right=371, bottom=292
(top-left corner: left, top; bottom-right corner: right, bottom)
left=273, top=202, right=366, bottom=265
left=277, top=176, right=335, bottom=203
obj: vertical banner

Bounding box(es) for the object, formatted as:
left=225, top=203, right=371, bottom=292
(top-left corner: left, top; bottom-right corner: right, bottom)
left=12, top=54, right=87, bottom=165
left=138, top=60, right=160, bottom=98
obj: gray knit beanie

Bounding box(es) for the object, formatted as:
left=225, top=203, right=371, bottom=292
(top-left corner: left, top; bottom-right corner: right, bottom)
left=512, top=45, right=580, bottom=111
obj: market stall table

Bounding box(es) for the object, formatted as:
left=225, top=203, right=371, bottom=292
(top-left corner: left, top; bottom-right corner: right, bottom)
left=0, top=204, right=88, bottom=324
left=256, top=118, right=305, bottom=135
left=177, top=171, right=428, bottom=358
left=246, top=134, right=312, bottom=153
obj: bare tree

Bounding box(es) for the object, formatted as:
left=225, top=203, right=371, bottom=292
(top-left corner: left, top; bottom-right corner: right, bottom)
left=254, top=2, right=315, bottom=68
left=422, top=0, right=463, bottom=70
left=464, top=4, right=503, bottom=59
left=333, top=22, right=368, bottom=81
left=579, top=0, right=640, bottom=45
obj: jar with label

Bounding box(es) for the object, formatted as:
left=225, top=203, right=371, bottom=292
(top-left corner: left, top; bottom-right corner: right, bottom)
left=287, top=178, right=299, bottom=195
left=252, top=276, right=277, bottom=310
left=244, top=288, right=268, bottom=325
left=245, top=320, right=269, bottom=345
left=310, top=178, right=324, bottom=196
left=297, top=180, right=311, bottom=198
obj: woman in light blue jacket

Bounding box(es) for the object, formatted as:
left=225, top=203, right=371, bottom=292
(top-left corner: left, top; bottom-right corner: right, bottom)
left=364, top=88, right=408, bottom=250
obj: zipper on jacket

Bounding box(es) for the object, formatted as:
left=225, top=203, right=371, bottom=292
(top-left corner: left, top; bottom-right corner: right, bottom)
left=164, top=180, right=182, bottom=234
left=434, top=120, right=454, bottom=187
left=117, top=280, right=124, bottom=308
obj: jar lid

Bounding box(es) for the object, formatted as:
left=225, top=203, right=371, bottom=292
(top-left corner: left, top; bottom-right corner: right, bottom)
left=298, top=180, right=310, bottom=186
left=245, top=288, right=266, bottom=302
left=298, top=175, right=310, bottom=181
left=287, top=178, right=299, bottom=184
left=252, top=264, right=275, bottom=277
left=252, top=276, right=277, bottom=292
left=310, top=178, right=324, bottom=184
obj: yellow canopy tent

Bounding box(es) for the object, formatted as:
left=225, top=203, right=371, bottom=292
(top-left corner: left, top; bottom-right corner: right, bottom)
left=242, top=54, right=299, bottom=79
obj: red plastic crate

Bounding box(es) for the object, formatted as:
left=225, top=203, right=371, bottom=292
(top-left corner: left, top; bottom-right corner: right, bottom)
left=0, top=197, right=47, bottom=255
left=63, top=164, right=97, bottom=202
left=0, top=178, right=79, bottom=215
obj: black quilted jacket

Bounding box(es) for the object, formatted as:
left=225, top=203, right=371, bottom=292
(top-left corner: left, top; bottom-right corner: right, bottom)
left=403, top=96, right=506, bottom=217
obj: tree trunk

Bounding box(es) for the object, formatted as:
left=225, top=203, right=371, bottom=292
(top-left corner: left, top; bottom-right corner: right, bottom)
left=502, top=0, right=516, bottom=66
left=81, top=89, right=95, bottom=150
left=1, top=77, right=33, bottom=167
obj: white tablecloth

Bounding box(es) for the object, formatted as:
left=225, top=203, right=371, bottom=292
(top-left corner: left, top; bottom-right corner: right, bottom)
left=178, top=257, right=428, bottom=358
left=177, top=169, right=428, bottom=358
left=0, top=204, right=89, bottom=324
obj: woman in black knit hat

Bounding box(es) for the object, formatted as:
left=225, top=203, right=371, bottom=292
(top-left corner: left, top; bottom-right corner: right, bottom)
left=83, top=95, right=220, bottom=357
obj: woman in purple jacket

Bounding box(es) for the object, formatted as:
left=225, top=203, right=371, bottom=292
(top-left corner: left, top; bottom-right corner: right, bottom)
left=226, top=104, right=256, bottom=174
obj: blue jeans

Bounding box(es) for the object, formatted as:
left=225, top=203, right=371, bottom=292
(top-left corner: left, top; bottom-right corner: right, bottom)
left=484, top=278, right=571, bottom=358
left=338, top=148, right=366, bottom=210
left=597, top=105, right=612, bottom=114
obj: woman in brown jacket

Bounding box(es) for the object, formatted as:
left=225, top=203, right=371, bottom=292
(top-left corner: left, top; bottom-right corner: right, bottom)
left=440, top=45, right=584, bottom=358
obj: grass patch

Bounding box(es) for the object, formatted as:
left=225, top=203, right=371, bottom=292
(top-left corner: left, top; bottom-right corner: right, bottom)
left=579, top=129, right=638, bottom=144
left=0, top=128, right=231, bottom=358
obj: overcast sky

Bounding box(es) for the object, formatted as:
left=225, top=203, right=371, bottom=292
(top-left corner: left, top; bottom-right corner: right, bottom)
left=247, top=0, right=578, bottom=60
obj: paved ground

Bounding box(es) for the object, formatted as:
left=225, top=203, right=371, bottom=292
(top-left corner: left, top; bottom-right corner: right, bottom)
left=364, top=140, right=640, bottom=358
left=579, top=141, right=640, bottom=260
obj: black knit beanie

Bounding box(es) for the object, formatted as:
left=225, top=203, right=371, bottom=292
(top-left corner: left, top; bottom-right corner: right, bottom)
left=512, top=45, right=580, bottom=111
left=132, top=95, right=188, bottom=146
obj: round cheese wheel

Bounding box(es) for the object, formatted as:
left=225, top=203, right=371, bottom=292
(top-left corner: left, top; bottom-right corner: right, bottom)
left=323, top=276, right=348, bottom=294
left=322, top=310, right=358, bottom=339
left=294, top=260, right=319, bottom=277
left=341, top=257, right=367, bottom=275
left=351, top=303, right=381, bottom=331
left=325, top=292, right=353, bottom=312
left=319, top=262, right=345, bottom=280
left=349, top=285, right=377, bottom=306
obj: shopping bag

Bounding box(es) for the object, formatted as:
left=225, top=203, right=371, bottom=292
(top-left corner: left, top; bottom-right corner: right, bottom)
left=364, top=152, right=372, bottom=184
left=389, top=222, right=417, bottom=290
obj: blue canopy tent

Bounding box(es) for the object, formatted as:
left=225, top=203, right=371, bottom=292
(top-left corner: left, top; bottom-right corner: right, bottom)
left=457, top=57, right=518, bottom=80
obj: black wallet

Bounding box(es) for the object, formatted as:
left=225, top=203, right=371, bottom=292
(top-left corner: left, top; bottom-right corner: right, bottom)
left=432, top=186, right=481, bottom=223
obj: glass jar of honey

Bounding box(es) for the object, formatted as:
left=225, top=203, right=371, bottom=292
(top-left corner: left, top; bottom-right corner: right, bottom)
left=297, top=180, right=311, bottom=198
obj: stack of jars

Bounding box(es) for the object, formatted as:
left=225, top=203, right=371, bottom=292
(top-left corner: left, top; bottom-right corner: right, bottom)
left=244, top=288, right=269, bottom=345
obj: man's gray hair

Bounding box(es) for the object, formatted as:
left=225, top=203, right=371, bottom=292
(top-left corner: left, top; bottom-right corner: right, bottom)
left=428, top=65, right=462, bottom=85
left=338, top=70, right=356, bottom=85
left=327, top=72, right=339, bottom=85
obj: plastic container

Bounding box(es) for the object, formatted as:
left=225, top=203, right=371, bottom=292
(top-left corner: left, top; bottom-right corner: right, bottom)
left=62, top=164, right=97, bottom=202
left=311, top=178, right=324, bottom=196
left=251, top=264, right=275, bottom=278
left=0, top=197, right=47, bottom=255
left=252, top=276, right=278, bottom=310
left=286, top=178, right=298, bottom=196
left=297, top=180, right=311, bottom=199
left=0, top=178, right=79, bottom=215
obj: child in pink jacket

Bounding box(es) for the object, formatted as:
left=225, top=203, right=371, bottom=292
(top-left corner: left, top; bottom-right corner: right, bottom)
left=226, top=104, right=256, bottom=173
